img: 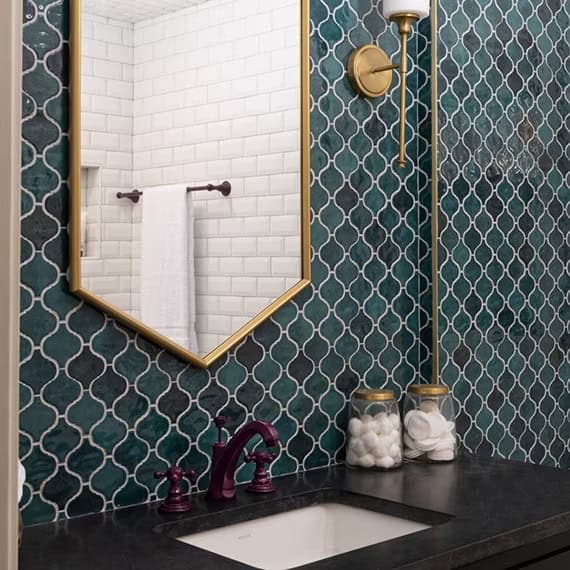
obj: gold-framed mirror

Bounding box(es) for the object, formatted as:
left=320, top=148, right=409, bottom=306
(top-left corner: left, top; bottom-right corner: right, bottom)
left=69, top=0, right=310, bottom=368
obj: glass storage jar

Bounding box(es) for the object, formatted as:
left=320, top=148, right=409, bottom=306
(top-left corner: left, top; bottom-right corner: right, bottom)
left=346, top=389, right=402, bottom=470
left=403, top=384, right=457, bottom=462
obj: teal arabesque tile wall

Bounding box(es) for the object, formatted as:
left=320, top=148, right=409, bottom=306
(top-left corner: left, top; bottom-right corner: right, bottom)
left=20, top=0, right=432, bottom=525
left=22, top=0, right=568, bottom=527
left=437, top=0, right=569, bottom=466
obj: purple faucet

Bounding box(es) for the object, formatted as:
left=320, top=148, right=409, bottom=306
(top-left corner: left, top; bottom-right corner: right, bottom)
left=206, top=416, right=280, bottom=501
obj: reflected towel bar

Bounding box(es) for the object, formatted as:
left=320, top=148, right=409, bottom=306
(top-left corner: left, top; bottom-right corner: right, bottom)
left=116, top=181, right=232, bottom=203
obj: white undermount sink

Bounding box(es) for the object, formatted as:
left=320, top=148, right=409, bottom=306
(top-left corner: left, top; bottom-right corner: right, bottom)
left=177, top=502, right=431, bottom=570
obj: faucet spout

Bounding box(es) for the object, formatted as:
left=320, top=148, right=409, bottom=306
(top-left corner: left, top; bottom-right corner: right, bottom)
left=207, top=420, right=279, bottom=501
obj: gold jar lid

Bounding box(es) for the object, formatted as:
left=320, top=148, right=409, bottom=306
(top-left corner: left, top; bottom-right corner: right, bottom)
left=408, top=384, right=450, bottom=396
left=353, top=388, right=395, bottom=401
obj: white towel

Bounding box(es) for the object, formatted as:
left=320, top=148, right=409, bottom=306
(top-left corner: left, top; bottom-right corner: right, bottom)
left=141, top=185, right=198, bottom=352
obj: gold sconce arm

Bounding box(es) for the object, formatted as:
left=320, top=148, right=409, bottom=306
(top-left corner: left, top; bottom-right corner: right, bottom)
left=371, top=63, right=401, bottom=74
left=347, top=13, right=420, bottom=168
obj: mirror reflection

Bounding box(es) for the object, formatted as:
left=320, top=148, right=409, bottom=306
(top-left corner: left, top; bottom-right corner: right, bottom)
left=78, top=0, right=303, bottom=358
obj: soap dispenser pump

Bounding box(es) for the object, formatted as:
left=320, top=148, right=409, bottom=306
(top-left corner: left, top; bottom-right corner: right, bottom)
left=206, top=415, right=280, bottom=501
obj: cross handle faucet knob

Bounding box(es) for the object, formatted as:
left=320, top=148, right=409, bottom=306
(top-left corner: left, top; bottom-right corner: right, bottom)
left=245, top=451, right=278, bottom=494
left=154, top=466, right=196, bottom=514
left=245, top=450, right=277, bottom=466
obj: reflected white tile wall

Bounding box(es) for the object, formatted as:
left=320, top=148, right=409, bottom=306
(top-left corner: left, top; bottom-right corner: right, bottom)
left=82, top=0, right=301, bottom=355
left=83, top=0, right=206, bottom=24
left=130, top=0, right=301, bottom=355
left=81, top=13, right=136, bottom=314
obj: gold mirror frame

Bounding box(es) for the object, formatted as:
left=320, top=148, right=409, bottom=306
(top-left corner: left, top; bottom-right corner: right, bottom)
left=68, top=0, right=311, bottom=368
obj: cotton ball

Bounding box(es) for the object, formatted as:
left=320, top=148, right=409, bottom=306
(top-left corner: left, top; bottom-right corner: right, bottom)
left=373, top=437, right=389, bottom=458
left=378, top=433, right=394, bottom=453
left=389, top=413, right=401, bottom=430
left=370, top=419, right=381, bottom=435
left=346, top=451, right=359, bottom=466
left=425, top=413, right=448, bottom=438
left=374, top=412, right=388, bottom=422
left=348, top=417, right=364, bottom=437
left=378, top=416, right=393, bottom=436
left=348, top=436, right=360, bottom=451
left=361, top=414, right=374, bottom=425
left=376, top=456, right=395, bottom=469
left=404, top=410, right=431, bottom=441
left=359, top=454, right=375, bottom=468
left=380, top=431, right=393, bottom=447
left=361, top=430, right=379, bottom=452
left=388, top=443, right=401, bottom=459
left=388, top=429, right=401, bottom=445
left=419, top=400, right=439, bottom=414
left=348, top=437, right=367, bottom=458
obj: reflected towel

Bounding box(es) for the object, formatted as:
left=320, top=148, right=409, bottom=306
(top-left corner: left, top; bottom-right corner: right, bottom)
left=141, top=185, right=198, bottom=352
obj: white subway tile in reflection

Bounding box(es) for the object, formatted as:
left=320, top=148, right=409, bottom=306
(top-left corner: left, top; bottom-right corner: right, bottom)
left=81, top=0, right=302, bottom=355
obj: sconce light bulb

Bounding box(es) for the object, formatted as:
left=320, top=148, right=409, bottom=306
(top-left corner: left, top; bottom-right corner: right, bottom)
left=383, top=0, right=430, bottom=20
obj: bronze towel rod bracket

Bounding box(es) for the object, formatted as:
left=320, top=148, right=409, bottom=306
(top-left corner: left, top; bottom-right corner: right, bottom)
left=117, top=189, right=143, bottom=203
left=116, top=181, right=232, bottom=204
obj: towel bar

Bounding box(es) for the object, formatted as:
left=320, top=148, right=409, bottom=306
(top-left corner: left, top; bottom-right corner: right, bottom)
left=116, top=181, right=231, bottom=203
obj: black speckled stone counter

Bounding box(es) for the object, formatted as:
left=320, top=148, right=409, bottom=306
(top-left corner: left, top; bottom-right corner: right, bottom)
left=18, top=455, right=570, bottom=569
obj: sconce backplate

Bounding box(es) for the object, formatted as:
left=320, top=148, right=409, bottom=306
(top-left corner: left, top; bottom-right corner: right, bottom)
left=348, top=45, right=393, bottom=98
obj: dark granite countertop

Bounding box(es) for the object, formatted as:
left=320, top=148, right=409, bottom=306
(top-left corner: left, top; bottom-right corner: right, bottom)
left=19, top=454, right=570, bottom=569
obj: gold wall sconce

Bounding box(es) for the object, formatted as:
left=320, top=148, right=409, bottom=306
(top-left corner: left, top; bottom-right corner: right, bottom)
left=348, top=0, right=430, bottom=168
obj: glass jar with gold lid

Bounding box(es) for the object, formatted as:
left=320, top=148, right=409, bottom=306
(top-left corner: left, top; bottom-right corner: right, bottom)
left=403, top=384, right=457, bottom=462
left=346, top=388, right=402, bottom=470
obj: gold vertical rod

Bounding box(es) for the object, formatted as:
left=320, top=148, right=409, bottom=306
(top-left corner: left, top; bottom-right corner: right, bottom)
left=431, top=0, right=440, bottom=384
left=398, top=29, right=409, bottom=168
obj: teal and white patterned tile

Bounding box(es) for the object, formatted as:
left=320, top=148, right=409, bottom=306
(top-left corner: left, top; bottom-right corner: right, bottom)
left=437, top=0, right=569, bottom=468
left=19, top=0, right=432, bottom=525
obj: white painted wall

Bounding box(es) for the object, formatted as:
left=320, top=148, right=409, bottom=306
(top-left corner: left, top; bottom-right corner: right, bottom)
left=0, top=0, right=21, bottom=565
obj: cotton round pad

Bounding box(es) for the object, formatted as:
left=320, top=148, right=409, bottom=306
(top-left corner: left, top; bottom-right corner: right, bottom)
left=404, top=410, right=432, bottom=441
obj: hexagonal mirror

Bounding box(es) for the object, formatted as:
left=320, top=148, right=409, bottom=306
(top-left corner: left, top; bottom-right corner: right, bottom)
left=69, top=0, right=310, bottom=367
